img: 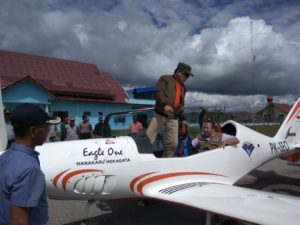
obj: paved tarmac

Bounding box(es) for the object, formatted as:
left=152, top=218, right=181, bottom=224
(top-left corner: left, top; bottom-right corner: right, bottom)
left=48, top=158, right=300, bottom=225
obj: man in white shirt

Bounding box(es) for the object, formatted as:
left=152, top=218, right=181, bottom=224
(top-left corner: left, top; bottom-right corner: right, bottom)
left=4, top=109, right=14, bottom=148
left=65, top=116, right=79, bottom=140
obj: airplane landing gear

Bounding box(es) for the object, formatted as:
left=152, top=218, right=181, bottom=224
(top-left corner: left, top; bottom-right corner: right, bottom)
left=205, top=213, right=240, bottom=225
left=81, top=199, right=96, bottom=225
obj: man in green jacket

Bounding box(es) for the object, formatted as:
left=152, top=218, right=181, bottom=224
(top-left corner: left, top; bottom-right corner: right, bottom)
left=146, top=62, right=194, bottom=157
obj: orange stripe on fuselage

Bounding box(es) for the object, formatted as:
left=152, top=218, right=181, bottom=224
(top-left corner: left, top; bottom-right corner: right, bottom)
left=61, top=169, right=102, bottom=191
left=137, top=172, right=226, bottom=195
left=130, top=172, right=157, bottom=192
left=286, top=101, right=300, bottom=124
left=53, top=169, right=70, bottom=188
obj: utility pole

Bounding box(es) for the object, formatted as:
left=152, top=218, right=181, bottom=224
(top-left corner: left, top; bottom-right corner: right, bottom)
left=250, top=20, right=256, bottom=124
left=223, top=105, right=226, bottom=122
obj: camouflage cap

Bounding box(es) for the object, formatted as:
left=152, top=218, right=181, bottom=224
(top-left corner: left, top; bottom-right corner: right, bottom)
left=176, top=62, right=194, bottom=77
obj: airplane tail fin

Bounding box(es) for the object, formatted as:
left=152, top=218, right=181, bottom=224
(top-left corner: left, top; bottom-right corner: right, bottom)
left=274, top=98, right=300, bottom=147
left=0, top=81, right=8, bottom=152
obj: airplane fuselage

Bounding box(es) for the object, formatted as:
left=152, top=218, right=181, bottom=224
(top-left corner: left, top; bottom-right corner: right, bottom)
left=37, top=121, right=293, bottom=201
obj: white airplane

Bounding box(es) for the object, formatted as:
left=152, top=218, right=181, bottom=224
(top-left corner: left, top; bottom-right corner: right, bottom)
left=1, top=84, right=300, bottom=225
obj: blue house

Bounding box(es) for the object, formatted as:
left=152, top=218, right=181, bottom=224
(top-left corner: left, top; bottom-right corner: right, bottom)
left=125, top=86, right=156, bottom=127
left=0, top=50, right=154, bottom=131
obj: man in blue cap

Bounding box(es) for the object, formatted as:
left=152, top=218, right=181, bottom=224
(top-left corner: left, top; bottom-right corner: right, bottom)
left=146, top=62, right=194, bottom=157
left=0, top=103, right=60, bottom=225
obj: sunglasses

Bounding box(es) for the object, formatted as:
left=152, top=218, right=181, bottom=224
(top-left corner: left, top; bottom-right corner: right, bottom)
left=180, top=70, right=189, bottom=78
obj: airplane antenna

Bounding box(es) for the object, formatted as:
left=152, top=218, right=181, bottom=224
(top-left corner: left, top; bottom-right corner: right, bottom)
left=250, top=20, right=256, bottom=124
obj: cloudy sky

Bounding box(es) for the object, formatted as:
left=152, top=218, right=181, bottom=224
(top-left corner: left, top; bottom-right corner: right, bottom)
left=1, top=0, right=300, bottom=111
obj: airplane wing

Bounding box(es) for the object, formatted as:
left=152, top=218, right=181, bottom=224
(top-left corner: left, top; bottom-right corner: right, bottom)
left=142, top=182, right=300, bottom=225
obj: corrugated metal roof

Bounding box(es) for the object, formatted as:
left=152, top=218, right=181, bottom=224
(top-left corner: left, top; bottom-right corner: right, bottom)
left=273, top=103, right=292, bottom=113
left=257, top=103, right=292, bottom=114
left=0, top=49, right=127, bottom=103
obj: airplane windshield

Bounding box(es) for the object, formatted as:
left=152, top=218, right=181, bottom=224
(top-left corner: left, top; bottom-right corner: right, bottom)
left=221, top=123, right=237, bottom=136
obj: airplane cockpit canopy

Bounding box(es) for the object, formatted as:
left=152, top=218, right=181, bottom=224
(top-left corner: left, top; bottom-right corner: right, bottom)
left=221, top=122, right=237, bottom=136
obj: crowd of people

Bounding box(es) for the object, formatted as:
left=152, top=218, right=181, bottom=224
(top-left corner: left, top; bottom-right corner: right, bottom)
left=5, top=113, right=112, bottom=144
left=4, top=110, right=146, bottom=144
left=47, top=115, right=111, bottom=142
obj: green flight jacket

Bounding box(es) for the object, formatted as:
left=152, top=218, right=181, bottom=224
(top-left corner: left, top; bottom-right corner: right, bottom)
left=155, top=75, right=186, bottom=120
left=197, top=132, right=223, bottom=151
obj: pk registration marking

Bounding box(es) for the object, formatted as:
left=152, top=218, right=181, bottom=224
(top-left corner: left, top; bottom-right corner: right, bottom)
left=269, top=141, right=289, bottom=155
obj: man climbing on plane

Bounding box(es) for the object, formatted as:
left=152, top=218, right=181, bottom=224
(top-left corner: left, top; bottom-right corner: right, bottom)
left=146, top=62, right=193, bottom=158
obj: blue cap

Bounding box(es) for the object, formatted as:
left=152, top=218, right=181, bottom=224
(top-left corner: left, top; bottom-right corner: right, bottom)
left=11, top=103, right=60, bottom=127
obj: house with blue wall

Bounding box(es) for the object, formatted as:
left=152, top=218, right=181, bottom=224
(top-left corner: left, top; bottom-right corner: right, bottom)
left=125, top=86, right=156, bottom=127
left=0, top=49, right=154, bottom=131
